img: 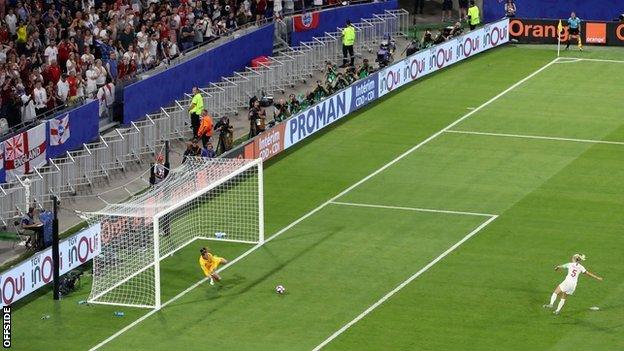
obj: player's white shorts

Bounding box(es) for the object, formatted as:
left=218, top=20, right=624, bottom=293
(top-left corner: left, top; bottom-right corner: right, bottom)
left=558, top=280, right=577, bottom=295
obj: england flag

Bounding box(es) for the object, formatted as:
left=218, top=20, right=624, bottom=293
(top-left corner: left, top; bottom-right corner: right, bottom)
left=3, top=123, right=47, bottom=180
left=50, top=114, right=70, bottom=146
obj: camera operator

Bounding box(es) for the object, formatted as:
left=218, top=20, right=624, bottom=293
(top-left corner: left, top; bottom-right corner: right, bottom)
left=214, top=116, right=234, bottom=154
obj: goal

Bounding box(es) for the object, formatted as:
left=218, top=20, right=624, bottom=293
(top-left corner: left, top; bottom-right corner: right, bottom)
left=83, top=157, right=264, bottom=309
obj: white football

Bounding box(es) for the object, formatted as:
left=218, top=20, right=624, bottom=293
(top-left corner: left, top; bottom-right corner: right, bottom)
left=275, top=285, right=286, bottom=294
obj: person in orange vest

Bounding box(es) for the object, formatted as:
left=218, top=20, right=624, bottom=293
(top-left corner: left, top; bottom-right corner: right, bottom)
left=197, top=109, right=214, bottom=148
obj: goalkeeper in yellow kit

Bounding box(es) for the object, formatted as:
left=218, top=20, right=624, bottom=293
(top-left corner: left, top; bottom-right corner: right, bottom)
left=199, top=247, right=228, bottom=285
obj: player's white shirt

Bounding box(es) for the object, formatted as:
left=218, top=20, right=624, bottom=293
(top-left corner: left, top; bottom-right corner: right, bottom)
left=562, top=262, right=586, bottom=284
left=558, top=262, right=586, bottom=294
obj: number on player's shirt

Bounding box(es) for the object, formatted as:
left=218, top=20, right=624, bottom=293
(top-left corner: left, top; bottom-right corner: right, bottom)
left=571, top=269, right=577, bottom=277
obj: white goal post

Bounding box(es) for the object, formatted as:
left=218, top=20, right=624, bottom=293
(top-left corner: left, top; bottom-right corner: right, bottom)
left=83, top=157, right=264, bottom=309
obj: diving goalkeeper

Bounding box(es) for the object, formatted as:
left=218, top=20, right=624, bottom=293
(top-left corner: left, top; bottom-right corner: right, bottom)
left=199, top=247, right=228, bottom=285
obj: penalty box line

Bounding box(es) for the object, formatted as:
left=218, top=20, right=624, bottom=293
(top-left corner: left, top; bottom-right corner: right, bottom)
left=312, top=212, right=498, bottom=351
left=90, top=57, right=560, bottom=351
left=445, top=130, right=624, bottom=146
left=329, top=201, right=497, bottom=218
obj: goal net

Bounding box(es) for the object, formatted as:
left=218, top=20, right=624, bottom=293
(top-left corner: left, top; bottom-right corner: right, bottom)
left=83, top=157, right=264, bottom=309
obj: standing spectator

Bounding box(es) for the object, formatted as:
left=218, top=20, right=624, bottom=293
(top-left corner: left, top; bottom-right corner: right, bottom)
left=341, top=20, right=355, bottom=67
left=188, top=86, right=203, bottom=136
left=43, top=39, right=57, bottom=64
left=180, top=21, right=194, bottom=52
left=81, top=46, right=95, bottom=67
left=66, top=52, right=78, bottom=75
left=467, top=1, right=481, bottom=30
left=19, top=83, right=36, bottom=123
left=45, top=81, right=58, bottom=111
left=505, top=0, right=516, bottom=18
left=136, top=24, right=149, bottom=50
left=193, top=19, right=205, bottom=46
left=57, top=38, right=70, bottom=69
left=255, top=0, right=266, bottom=24
left=5, top=8, right=16, bottom=37
left=32, top=80, right=47, bottom=116
left=94, top=59, right=107, bottom=88
left=105, top=51, right=118, bottom=81
left=442, top=0, right=452, bottom=22
left=67, top=71, right=78, bottom=104
left=197, top=109, right=214, bottom=148
left=225, top=13, right=237, bottom=31
left=85, top=63, right=97, bottom=97
left=458, top=0, right=469, bottom=22
left=414, top=0, right=424, bottom=15
left=46, top=59, right=61, bottom=84
left=56, top=73, right=69, bottom=103
left=119, top=24, right=135, bottom=50
left=103, top=78, right=115, bottom=118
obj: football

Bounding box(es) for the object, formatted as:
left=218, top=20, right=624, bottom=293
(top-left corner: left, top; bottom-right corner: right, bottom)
left=275, top=285, right=286, bottom=294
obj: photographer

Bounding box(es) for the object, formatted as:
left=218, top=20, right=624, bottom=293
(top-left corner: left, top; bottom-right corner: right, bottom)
left=273, top=98, right=291, bottom=123
left=248, top=99, right=266, bottom=138
left=357, top=59, right=373, bottom=78
left=214, top=116, right=234, bottom=154
left=287, top=94, right=301, bottom=115
left=433, top=29, right=448, bottom=44
left=422, top=29, right=435, bottom=48
left=312, top=80, right=330, bottom=101
left=450, top=22, right=464, bottom=37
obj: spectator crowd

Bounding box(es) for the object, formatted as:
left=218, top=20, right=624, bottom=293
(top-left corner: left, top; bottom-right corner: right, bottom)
left=0, top=0, right=288, bottom=130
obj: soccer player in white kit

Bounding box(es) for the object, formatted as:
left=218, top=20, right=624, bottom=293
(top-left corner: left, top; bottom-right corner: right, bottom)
left=543, top=254, right=603, bottom=314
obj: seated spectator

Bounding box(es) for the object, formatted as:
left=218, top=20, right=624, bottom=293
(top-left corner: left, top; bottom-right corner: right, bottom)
left=201, top=142, right=216, bottom=158
left=19, top=207, right=42, bottom=249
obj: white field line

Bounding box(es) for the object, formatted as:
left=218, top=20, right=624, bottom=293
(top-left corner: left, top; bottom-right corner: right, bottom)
left=576, top=58, right=624, bottom=64
left=329, top=201, right=497, bottom=217
left=312, top=215, right=498, bottom=351
left=556, top=58, right=624, bottom=64
left=445, top=130, right=624, bottom=146
left=555, top=58, right=583, bottom=64
left=89, top=57, right=560, bottom=351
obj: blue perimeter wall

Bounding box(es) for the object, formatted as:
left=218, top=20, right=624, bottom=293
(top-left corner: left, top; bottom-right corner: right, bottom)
left=484, top=0, right=623, bottom=23
left=290, top=0, right=398, bottom=46
left=123, top=23, right=275, bottom=124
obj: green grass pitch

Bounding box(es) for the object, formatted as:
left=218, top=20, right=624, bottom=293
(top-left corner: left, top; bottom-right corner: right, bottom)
left=11, top=45, right=624, bottom=350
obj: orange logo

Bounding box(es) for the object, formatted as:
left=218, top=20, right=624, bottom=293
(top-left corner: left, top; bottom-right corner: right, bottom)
left=586, top=22, right=606, bottom=44
left=509, top=19, right=568, bottom=41
left=617, top=24, right=624, bottom=41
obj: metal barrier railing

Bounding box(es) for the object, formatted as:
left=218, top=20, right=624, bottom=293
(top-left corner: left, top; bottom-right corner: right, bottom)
left=0, top=9, right=410, bottom=229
